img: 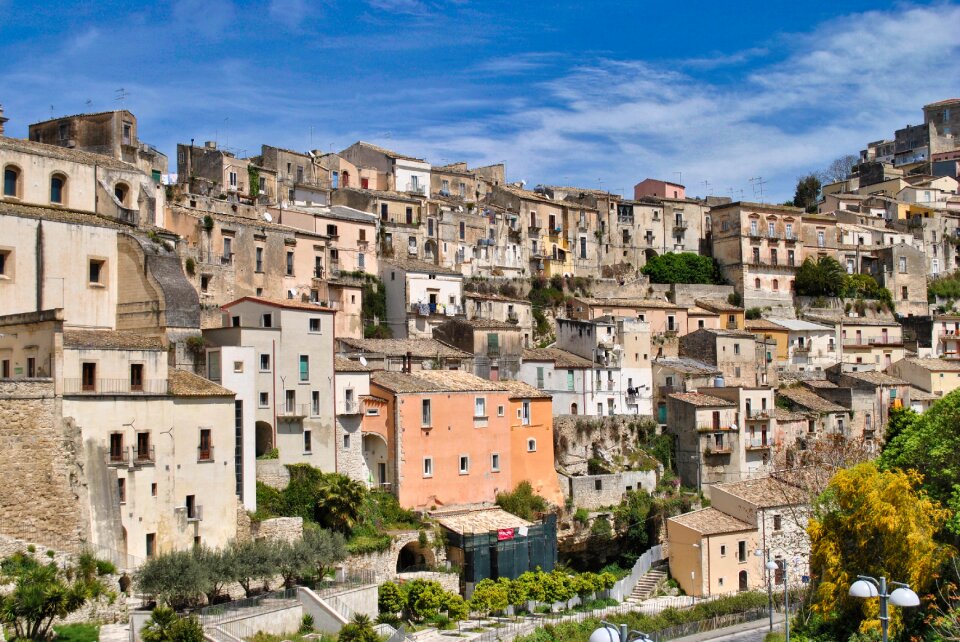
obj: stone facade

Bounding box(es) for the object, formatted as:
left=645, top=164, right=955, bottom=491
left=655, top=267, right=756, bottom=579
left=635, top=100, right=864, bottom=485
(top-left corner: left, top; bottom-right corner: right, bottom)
left=251, top=517, right=304, bottom=543
left=256, top=460, right=292, bottom=489
left=0, top=380, right=89, bottom=547
left=559, top=470, right=659, bottom=510
left=340, top=530, right=449, bottom=582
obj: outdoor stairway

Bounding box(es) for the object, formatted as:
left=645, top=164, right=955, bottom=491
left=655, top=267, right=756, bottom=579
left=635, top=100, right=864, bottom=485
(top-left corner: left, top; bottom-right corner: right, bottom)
left=625, top=568, right=668, bottom=603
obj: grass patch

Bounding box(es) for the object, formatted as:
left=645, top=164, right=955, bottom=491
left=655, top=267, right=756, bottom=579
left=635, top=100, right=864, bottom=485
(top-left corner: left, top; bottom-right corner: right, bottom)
left=53, top=624, right=100, bottom=642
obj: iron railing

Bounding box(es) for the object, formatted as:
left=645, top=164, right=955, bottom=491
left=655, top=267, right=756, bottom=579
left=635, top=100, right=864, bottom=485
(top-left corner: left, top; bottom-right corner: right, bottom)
left=63, top=378, right=168, bottom=394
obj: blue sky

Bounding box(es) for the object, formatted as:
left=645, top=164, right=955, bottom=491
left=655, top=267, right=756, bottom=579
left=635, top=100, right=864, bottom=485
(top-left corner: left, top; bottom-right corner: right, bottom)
left=2, top=1, right=960, bottom=202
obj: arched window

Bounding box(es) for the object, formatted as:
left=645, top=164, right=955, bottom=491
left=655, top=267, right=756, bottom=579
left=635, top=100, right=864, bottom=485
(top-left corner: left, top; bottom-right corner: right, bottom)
left=114, top=182, right=129, bottom=205
left=50, top=174, right=66, bottom=204
left=754, top=278, right=761, bottom=289
left=570, top=402, right=578, bottom=415
left=773, top=279, right=779, bottom=291
left=342, top=170, right=350, bottom=188
left=3, top=165, right=21, bottom=198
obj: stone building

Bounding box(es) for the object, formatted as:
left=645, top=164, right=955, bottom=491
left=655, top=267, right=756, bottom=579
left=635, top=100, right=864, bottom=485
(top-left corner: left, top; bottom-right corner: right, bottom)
left=518, top=347, right=594, bottom=417
left=432, top=318, right=523, bottom=381
left=679, top=328, right=770, bottom=387
left=652, top=357, right=721, bottom=424
left=333, top=357, right=374, bottom=485
left=27, top=109, right=168, bottom=177
left=338, top=141, right=431, bottom=194
left=888, top=356, right=960, bottom=397
left=335, top=337, right=471, bottom=372
left=709, top=202, right=804, bottom=311
left=380, top=257, right=464, bottom=339
left=666, top=391, right=740, bottom=488
left=464, top=291, right=533, bottom=346
left=775, top=387, right=851, bottom=445
left=487, top=184, right=573, bottom=277
left=176, top=141, right=254, bottom=200
left=255, top=144, right=331, bottom=207
left=870, top=243, right=929, bottom=317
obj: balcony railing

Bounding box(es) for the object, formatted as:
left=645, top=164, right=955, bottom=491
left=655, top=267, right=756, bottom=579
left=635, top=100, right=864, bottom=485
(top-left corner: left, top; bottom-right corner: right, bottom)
left=134, top=445, right=155, bottom=464
left=507, top=311, right=519, bottom=323
left=784, top=234, right=798, bottom=242
left=704, top=445, right=732, bottom=455
left=794, top=344, right=811, bottom=353
left=842, top=336, right=903, bottom=347
left=746, top=440, right=774, bottom=451
left=197, top=446, right=214, bottom=462
left=186, top=505, right=203, bottom=522
left=698, top=424, right=736, bottom=432
left=64, top=379, right=168, bottom=395
left=673, top=220, right=688, bottom=231
left=107, top=447, right=128, bottom=466
left=726, top=321, right=739, bottom=329
left=340, top=400, right=360, bottom=415
left=278, top=404, right=310, bottom=419
left=199, top=253, right=233, bottom=266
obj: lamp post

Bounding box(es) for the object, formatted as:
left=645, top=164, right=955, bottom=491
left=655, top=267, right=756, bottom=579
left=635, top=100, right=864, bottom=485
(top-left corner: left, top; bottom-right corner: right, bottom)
left=766, top=557, right=790, bottom=642
left=849, top=576, right=920, bottom=642
left=589, top=621, right=652, bottom=642
left=755, top=549, right=774, bottom=632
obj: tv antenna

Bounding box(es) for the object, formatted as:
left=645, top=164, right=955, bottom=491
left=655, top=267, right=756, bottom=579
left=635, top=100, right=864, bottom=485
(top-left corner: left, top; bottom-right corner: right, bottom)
left=702, top=179, right=711, bottom=194
left=115, top=88, right=128, bottom=105
left=749, top=177, right=767, bottom=202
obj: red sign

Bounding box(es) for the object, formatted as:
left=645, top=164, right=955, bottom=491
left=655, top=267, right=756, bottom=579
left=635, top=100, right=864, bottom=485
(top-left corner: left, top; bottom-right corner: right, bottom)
left=497, top=528, right=515, bottom=541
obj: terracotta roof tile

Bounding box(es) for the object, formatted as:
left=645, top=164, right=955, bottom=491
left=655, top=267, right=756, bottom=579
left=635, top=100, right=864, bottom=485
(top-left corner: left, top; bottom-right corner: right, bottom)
left=436, top=507, right=533, bottom=534
left=521, top=347, right=593, bottom=368
left=668, top=507, right=754, bottom=536
left=497, top=379, right=552, bottom=399
left=168, top=370, right=235, bottom=397
left=654, top=357, right=721, bottom=376
left=221, top=296, right=336, bottom=313
left=745, top=319, right=787, bottom=332
left=63, top=330, right=164, bottom=351
left=668, top=391, right=736, bottom=408
left=843, top=370, right=908, bottom=385
left=334, top=357, right=373, bottom=372
left=381, top=257, right=462, bottom=276
left=0, top=136, right=136, bottom=171
left=713, top=476, right=808, bottom=508
left=778, top=387, right=847, bottom=413
left=900, top=357, right=960, bottom=372
left=338, top=338, right=471, bottom=359
left=371, top=370, right=507, bottom=394
left=695, top=299, right=744, bottom=313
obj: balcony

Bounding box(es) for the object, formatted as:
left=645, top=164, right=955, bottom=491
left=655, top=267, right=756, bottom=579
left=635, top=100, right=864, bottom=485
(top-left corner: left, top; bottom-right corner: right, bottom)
left=404, top=183, right=426, bottom=195
left=673, top=220, right=688, bottom=231
left=185, top=505, right=203, bottom=522
left=278, top=404, right=310, bottom=420
left=767, top=233, right=782, bottom=241
left=134, top=445, right=156, bottom=465
left=107, top=447, right=129, bottom=466
left=793, top=344, right=811, bottom=353
left=197, top=446, right=214, bottom=462
left=548, top=226, right=563, bottom=238
left=726, top=321, right=739, bottom=330
left=784, top=234, right=798, bottom=243
left=842, top=336, right=903, bottom=347
left=341, top=399, right=361, bottom=415
left=199, top=253, right=233, bottom=266
left=746, top=440, right=774, bottom=451
left=64, top=379, right=168, bottom=395
left=507, top=310, right=519, bottom=324
left=748, top=230, right=763, bottom=240
left=698, top=424, right=736, bottom=432
left=704, top=445, right=732, bottom=456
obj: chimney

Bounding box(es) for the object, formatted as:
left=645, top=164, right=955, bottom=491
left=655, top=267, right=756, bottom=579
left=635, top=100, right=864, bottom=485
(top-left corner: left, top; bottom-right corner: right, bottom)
left=405, top=351, right=413, bottom=374
left=0, top=105, right=8, bottom=137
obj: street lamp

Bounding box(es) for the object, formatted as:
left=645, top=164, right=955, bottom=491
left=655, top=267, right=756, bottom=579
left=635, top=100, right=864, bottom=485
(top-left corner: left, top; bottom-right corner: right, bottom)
left=849, top=575, right=920, bottom=642
left=589, top=621, right=652, bottom=642
left=754, top=550, right=774, bottom=632
left=765, top=557, right=793, bottom=642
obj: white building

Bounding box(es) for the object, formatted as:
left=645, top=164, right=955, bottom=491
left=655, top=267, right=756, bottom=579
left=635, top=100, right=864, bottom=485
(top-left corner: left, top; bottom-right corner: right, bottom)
left=380, top=257, right=464, bottom=339
left=204, top=297, right=337, bottom=470
left=520, top=347, right=594, bottom=416
left=767, top=317, right=837, bottom=371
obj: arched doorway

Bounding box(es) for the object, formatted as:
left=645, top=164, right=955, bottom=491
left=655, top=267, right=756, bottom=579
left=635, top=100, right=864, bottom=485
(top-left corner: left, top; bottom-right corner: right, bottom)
left=570, top=402, right=578, bottom=415
left=362, top=433, right=389, bottom=489
left=644, top=249, right=658, bottom=263
left=397, top=540, right=436, bottom=573
left=255, top=421, right=274, bottom=457
left=738, top=570, right=748, bottom=592
left=424, top=240, right=437, bottom=262
left=342, top=171, right=350, bottom=188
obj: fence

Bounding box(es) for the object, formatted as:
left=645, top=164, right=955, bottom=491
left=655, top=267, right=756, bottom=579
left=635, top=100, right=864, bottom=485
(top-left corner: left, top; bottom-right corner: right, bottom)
left=610, top=545, right=663, bottom=602
left=199, top=588, right=300, bottom=627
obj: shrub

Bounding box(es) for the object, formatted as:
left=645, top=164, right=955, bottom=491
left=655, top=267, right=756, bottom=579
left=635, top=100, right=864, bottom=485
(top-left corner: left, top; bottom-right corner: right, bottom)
left=745, top=307, right=762, bottom=320
left=573, top=508, right=590, bottom=525
left=184, top=257, right=196, bottom=276
left=299, top=614, right=315, bottom=634
left=496, top=481, right=549, bottom=520
left=640, top=253, right=722, bottom=285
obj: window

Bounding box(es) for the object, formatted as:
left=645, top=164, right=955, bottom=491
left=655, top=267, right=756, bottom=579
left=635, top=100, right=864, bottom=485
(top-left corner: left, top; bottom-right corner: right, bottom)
left=151, top=483, right=157, bottom=497
left=146, top=533, right=156, bottom=558
left=785, top=223, right=793, bottom=239
left=118, top=477, right=126, bottom=503
left=527, top=438, right=537, bottom=452
left=497, top=405, right=505, bottom=417
left=773, top=515, right=782, bottom=531
left=198, top=428, right=212, bottom=461
left=750, top=220, right=758, bottom=236
left=737, top=540, right=747, bottom=562
left=754, top=277, right=761, bottom=289
left=567, top=370, right=575, bottom=391
left=521, top=400, right=531, bottom=425
left=902, top=286, right=908, bottom=300
left=422, top=399, right=432, bottom=426
left=299, top=355, right=309, bottom=382
left=312, top=391, right=320, bottom=416
left=130, top=364, right=144, bottom=391
left=1, top=360, right=8, bottom=378
left=474, top=397, right=486, bottom=417
left=309, top=318, right=321, bottom=333
left=4, top=166, right=20, bottom=197
left=233, top=361, right=243, bottom=373
left=459, top=455, right=470, bottom=475
left=304, top=430, right=312, bottom=453
left=200, top=275, right=209, bottom=293
left=259, top=392, right=269, bottom=407
left=423, top=457, right=433, bottom=477
left=259, top=354, right=271, bottom=371
left=358, top=253, right=365, bottom=269
left=261, top=314, right=272, bottom=328
left=342, top=433, right=350, bottom=449
left=458, top=221, right=465, bottom=240
left=817, top=230, right=825, bottom=247
left=255, top=247, right=264, bottom=272
left=405, top=207, right=413, bottom=224
left=50, top=174, right=66, bottom=204
left=773, top=279, right=779, bottom=291
left=768, top=222, right=775, bottom=237
left=229, top=171, right=237, bottom=187
left=899, top=256, right=907, bottom=273
left=89, top=259, right=105, bottom=284
left=734, top=343, right=741, bottom=355
left=286, top=251, right=294, bottom=276
left=82, top=362, right=96, bottom=391
left=720, top=545, right=727, bottom=557
left=536, top=366, right=545, bottom=389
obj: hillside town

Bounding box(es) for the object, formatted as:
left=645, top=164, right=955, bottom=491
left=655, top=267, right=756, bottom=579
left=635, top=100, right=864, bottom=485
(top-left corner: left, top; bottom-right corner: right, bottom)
left=3, top=97, right=960, bottom=642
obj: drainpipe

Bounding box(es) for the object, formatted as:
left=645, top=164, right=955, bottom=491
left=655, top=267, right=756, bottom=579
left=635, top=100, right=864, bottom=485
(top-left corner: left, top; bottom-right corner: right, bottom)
left=36, top=221, right=44, bottom=312
left=332, top=307, right=338, bottom=474
left=272, top=339, right=278, bottom=450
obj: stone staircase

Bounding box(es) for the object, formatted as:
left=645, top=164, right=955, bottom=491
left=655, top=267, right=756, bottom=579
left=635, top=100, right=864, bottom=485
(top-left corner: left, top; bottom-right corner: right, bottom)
left=625, top=568, right=668, bottom=604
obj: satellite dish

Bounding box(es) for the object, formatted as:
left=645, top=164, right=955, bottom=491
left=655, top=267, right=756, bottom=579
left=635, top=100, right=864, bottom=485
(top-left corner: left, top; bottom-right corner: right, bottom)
left=263, top=212, right=273, bottom=222
left=359, top=356, right=368, bottom=367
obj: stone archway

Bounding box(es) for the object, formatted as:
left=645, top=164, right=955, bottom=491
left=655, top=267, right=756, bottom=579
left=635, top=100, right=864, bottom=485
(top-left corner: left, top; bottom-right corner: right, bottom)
left=644, top=248, right=659, bottom=262
left=255, top=421, right=274, bottom=457
left=362, top=433, right=389, bottom=489
left=397, top=540, right=436, bottom=573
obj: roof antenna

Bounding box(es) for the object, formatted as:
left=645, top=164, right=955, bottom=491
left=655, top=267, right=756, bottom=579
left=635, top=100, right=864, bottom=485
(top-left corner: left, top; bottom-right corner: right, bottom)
left=115, top=88, right=128, bottom=106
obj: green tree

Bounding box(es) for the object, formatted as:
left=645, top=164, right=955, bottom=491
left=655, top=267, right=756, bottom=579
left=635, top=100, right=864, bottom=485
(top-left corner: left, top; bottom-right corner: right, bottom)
left=338, top=613, right=378, bottom=642
left=272, top=539, right=309, bottom=588
left=140, top=606, right=204, bottom=642
left=794, top=256, right=846, bottom=297
left=228, top=539, right=277, bottom=598
left=640, top=253, right=722, bottom=285
left=314, top=474, right=367, bottom=532
left=614, top=490, right=653, bottom=552
left=808, top=463, right=951, bottom=639
left=191, top=545, right=236, bottom=605
left=495, top=481, right=549, bottom=520
left=542, top=569, right=575, bottom=606
left=442, top=593, right=469, bottom=622
left=377, top=581, right=406, bottom=616
left=404, top=579, right=445, bottom=622
left=135, top=549, right=208, bottom=610
left=506, top=577, right=529, bottom=612
left=470, top=579, right=509, bottom=618
left=792, top=174, right=821, bottom=213
left=302, top=526, right=348, bottom=582
left=880, top=389, right=960, bottom=535
left=513, top=570, right=546, bottom=606
left=0, top=551, right=112, bottom=641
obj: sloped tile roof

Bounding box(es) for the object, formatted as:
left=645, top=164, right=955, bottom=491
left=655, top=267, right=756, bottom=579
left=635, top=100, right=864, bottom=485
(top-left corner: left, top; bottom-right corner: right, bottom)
left=436, top=507, right=533, bottom=535
left=221, top=296, right=336, bottom=313
left=64, top=330, right=164, bottom=351
left=654, top=357, right=721, bottom=376
left=382, top=257, right=462, bottom=276
left=521, top=347, right=593, bottom=368
left=668, top=507, right=754, bottom=536
left=668, top=391, right=736, bottom=408
left=496, top=379, right=552, bottom=399
left=713, top=476, right=808, bottom=508
left=901, top=357, right=960, bottom=372
left=168, top=370, right=235, bottom=397
left=371, top=370, right=507, bottom=394
left=334, top=357, right=373, bottom=372
left=0, top=136, right=136, bottom=171
left=338, top=338, right=471, bottom=359
left=778, top=387, right=847, bottom=413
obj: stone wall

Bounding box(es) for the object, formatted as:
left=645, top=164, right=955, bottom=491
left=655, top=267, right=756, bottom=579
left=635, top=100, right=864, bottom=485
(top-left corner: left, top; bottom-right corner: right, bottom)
left=671, top=284, right=736, bottom=307
left=251, top=517, right=304, bottom=543
left=256, top=460, right=291, bottom=489
left=561, top=470, right=659, bottom=510
left=341, top=530, right=448, bottom=583
left=553, top=415, right=659, bottom=472
left=0, top=380, right=89, bottom=547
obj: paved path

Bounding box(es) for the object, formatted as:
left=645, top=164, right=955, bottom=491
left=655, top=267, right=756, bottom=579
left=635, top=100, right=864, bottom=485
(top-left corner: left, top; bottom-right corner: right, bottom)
left=99, top=623, right=130, bottom=642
